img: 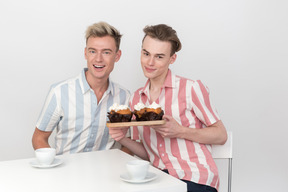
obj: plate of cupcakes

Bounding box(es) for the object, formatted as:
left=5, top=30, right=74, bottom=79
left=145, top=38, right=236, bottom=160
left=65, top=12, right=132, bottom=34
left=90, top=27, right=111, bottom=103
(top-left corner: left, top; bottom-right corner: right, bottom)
left=106, top=102, right=165, bottom=128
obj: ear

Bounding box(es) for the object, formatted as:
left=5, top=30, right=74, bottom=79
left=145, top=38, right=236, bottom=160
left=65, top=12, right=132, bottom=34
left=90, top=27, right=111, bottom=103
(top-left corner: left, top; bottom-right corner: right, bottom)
left=115, top=50, right=122, bottom=62
left=84, top=47, right=88, bottom=60
left=170, top=54, right=177, bottom=64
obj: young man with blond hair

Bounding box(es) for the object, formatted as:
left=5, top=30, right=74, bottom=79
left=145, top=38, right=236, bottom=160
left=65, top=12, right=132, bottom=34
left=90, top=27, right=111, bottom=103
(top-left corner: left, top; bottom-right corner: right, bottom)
left=32, top=22, right=130, bottom=155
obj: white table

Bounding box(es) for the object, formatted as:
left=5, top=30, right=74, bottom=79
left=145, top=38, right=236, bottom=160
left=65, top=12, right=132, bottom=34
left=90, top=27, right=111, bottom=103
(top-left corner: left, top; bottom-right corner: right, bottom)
left=0, top=149, right=186, bottom=192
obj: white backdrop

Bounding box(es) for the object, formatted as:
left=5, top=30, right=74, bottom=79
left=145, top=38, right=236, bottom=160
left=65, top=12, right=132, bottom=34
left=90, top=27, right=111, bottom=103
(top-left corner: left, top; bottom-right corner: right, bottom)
left=0, top=0, right=287, bottom=192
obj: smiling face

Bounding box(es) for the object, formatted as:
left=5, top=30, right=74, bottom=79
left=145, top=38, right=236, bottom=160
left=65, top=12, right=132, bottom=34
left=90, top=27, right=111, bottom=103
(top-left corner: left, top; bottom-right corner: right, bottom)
left=84, top=35, right=121, bottom=84
left=141, top=36, right=176, bottom=82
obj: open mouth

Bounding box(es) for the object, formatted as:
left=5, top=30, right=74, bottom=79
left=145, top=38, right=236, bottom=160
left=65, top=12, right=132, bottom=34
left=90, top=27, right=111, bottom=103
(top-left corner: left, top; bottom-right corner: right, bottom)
left=93, top=64, right=105, bottom=69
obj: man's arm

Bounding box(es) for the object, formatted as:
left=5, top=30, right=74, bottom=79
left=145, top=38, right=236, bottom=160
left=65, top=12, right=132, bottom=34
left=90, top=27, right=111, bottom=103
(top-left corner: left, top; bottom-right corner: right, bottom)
left=119, top=137, right=149, bottom=160
left=179, top=120, right=227, bottom=145
left=32, top=127, right=52, bottom=149
left=121, top=146, right=134, bottom=156
left=109, top=127, right=149, bottom=160
left=152, top=115, right=227, bottom=145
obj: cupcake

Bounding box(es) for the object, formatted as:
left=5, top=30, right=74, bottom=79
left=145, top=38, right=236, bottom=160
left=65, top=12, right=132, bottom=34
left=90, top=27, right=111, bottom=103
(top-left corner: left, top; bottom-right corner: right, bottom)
left=133, top=102, right=147, bottom=121
left=107, top=103, right=133, bottom=122
left=145, top=102, right=164, bottom=121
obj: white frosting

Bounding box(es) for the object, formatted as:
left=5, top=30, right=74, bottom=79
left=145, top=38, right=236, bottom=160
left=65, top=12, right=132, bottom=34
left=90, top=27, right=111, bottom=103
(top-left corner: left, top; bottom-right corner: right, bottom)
left=148, top=102, right=161, bottom=109
left=134, top=103, right=146, bottom=111
left=109, top=103, right=119, bottom=111
left=109, top=103, right=130, bottom=112
left=116, top=105, right=130, bottom=111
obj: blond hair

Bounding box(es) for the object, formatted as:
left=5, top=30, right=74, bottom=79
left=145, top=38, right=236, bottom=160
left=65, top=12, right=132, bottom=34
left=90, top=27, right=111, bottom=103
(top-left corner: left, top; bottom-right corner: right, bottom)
left=85, top=21, right=122, bottom=51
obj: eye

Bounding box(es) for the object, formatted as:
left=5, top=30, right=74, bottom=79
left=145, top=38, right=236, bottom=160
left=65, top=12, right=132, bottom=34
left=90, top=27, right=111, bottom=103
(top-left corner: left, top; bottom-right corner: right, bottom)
left=157, top=55, right=164, bottom=59
left=89, top=50, right=96, bottom=54
left=143, top=52, right=149, bottom=56
left=103, top=51, right=111, bottom=55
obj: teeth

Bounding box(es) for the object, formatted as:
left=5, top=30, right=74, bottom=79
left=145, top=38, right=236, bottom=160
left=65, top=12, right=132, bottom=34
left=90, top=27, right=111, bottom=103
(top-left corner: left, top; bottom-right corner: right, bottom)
left=93, top=65, right=104, bottom=68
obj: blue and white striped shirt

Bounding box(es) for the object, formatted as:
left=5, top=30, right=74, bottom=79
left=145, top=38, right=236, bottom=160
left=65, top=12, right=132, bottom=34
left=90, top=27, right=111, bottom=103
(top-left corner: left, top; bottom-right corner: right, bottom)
left=36, top=68, right=131, bottom=155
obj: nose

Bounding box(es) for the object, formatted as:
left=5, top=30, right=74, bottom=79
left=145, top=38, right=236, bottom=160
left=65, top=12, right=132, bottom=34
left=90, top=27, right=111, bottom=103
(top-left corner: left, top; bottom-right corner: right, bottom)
left=147, top=57, right=155, bottom=66
left=94, top=52, right=103, bottom=62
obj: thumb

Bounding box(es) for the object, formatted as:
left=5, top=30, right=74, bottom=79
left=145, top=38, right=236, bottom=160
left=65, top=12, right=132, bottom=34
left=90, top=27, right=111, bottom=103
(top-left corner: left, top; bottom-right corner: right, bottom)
left=163, top=115, right=173, bottom=121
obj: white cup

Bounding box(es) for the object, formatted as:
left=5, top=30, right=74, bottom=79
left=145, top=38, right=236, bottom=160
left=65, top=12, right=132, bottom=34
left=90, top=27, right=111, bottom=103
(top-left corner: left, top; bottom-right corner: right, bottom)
left=126, top=160, right=149, bottom=180
left=35, top=148, right=56, bottom=165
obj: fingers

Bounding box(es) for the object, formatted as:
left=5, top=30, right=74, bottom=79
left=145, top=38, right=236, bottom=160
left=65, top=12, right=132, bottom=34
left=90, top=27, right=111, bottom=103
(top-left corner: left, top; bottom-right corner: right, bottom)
left=149, top=126, right=168, bottom=138
left=108, top=127, right=127, bottom=141
left=114, top=133, right=125, bottom=141
left=162, top=114, right=172, bottom=121
left=156, top=131, right=168, bottom=138
left=109, top=127, right=128, bottom=133
left=151, top=124, right=166, bottom=129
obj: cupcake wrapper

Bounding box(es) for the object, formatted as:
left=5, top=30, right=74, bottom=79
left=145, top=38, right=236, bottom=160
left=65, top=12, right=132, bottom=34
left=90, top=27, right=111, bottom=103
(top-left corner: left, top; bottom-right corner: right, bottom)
left=133, top=110, right=164, bottom=121
left=145, top=110, right=164, bottom=121
left=107, top=112, right=132, bottom=123
left=135, top=115, right=148, bottom=121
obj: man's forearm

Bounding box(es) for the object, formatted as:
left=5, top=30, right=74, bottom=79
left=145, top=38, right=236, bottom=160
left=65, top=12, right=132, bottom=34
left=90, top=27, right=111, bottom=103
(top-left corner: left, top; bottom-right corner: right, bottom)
left=119, top=137, right=149, bottom=160
left=32, top=138, right=51, bottom=150
left=179, top=120, right=227, bottom=145
left=32, top=128, right=52, bottom=150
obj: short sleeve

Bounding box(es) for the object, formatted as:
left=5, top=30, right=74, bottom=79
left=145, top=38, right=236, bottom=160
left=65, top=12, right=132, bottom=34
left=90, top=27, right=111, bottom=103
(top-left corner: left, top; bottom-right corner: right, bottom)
left=36, top=86, right=62, bottom=132
left=191, top=80, right=220, bottom=126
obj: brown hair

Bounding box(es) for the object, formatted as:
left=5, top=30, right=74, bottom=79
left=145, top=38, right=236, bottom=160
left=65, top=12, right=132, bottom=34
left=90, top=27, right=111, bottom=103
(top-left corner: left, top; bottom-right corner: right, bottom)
left=142, top=24, right=182, bottom=56
left=85, top=21, right=122, bottom=51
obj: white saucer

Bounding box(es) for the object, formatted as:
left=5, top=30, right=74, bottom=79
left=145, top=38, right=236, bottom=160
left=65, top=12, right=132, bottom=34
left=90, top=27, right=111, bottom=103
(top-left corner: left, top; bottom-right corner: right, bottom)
left=120, top=172, right=157, bottom=183
left=30, top=158, right=63, bottom=168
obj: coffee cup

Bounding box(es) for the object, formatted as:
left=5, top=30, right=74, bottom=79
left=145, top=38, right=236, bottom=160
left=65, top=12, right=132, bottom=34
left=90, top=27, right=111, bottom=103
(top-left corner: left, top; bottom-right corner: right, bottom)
left=126, top=160, right=149, bottom=180
left=35, top=148, right=56, bottom=165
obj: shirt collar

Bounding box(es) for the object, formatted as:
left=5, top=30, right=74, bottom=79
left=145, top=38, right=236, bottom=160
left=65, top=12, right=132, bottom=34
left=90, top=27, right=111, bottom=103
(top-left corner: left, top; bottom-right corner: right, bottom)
left=139, top=69, right=175, bottom=96
left=79, top=68, right=113, bottom=95
left=80, top=68, right=90, bottom=94
left=106, top=78, right=114, bottom=96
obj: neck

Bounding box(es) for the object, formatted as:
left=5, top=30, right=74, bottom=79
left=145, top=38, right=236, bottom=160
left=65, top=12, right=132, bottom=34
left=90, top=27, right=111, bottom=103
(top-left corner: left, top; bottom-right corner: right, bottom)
left=149, top=79, right=164, bottom=92
left=91, top=80, right=108, bottom=93
left=85, top=71, right=109, bottom=103
left=149, top=70, right=168, bottom=91
left=148, top=70, right=168, bottom=102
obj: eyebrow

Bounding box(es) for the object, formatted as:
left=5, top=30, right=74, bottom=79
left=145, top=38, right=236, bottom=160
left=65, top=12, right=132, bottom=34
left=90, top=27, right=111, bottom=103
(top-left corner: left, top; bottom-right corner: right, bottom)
left=142, top=49, right=166, bottom=57
left=88, top=48, right=113, bottom=52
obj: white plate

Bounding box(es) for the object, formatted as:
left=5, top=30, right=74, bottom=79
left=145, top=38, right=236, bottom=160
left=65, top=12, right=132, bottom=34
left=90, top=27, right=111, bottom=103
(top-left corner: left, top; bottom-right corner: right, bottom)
left=30, top=158, right=63, bottom=168
left=120, top=172, right=157, bottom=183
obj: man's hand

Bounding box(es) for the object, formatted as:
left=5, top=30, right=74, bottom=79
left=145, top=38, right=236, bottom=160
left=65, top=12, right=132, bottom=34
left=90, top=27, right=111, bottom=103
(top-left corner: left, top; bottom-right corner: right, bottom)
left=153, top=116, right=227, bottom=145
left=108, top=126, right=129, bottom=141
left=151, top=115, right=184, bottom=138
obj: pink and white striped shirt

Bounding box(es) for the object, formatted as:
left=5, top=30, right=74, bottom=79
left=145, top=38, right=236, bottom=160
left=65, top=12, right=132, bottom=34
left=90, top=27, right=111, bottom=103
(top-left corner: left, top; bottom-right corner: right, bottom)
left=130, top=69, right=220, bottom=190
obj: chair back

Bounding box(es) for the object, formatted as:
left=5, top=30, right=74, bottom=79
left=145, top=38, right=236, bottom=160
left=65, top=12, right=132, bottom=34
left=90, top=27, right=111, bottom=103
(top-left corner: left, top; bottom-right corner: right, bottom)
left=212, top=131, right=233, bottom=192
left=212, top=131, right=233, bottom=159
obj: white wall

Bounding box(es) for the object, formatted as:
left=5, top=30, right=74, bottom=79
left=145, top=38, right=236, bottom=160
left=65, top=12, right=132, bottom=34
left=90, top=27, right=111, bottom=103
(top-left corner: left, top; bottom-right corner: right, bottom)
left=0, top=0, right=287, bottom=191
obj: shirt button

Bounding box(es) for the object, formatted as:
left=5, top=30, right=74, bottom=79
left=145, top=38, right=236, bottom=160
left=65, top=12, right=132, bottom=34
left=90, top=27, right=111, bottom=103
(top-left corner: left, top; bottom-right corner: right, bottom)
left=162, top=153, right=165, bottom=157
left=159, top=144, right=162, bottom=147
left=91, top=134, right=94, bottom=137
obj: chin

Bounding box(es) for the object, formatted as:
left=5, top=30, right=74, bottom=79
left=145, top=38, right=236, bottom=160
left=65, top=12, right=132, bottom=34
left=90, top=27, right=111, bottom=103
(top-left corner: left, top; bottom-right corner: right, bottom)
left=143, top=72, right=153, bottom=79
